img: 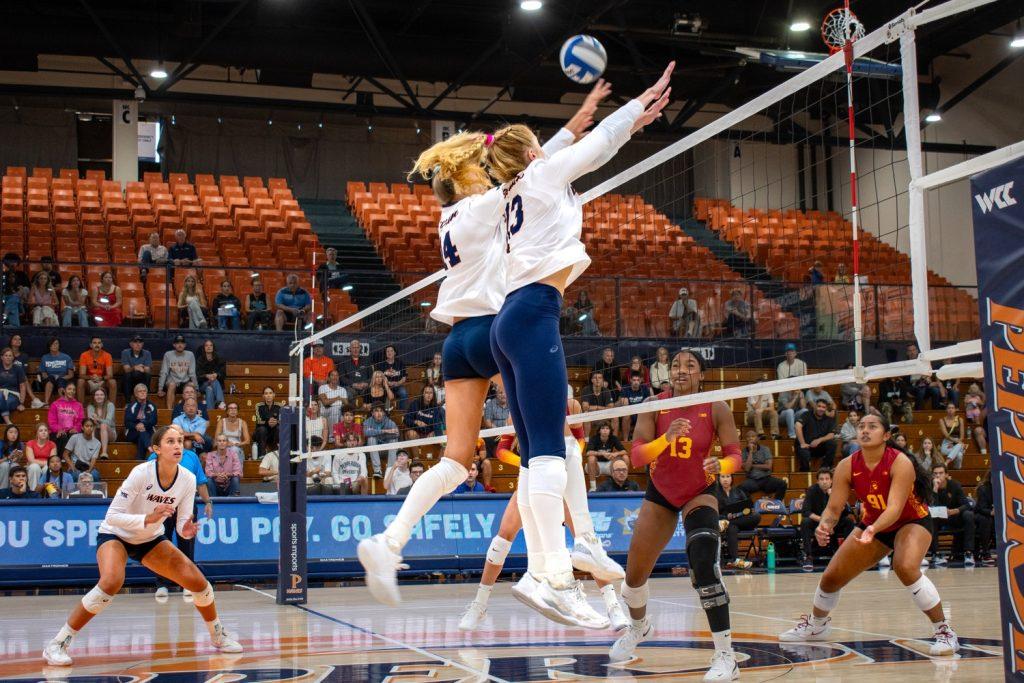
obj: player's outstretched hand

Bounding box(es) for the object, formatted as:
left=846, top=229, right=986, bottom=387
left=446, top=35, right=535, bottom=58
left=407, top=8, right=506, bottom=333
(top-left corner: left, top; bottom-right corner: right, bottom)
left=179, top=519, right=199, bottom=540
left=815, top=520, right=833, bottom=547
left=856, top=524, right=876, bottom=544
left=565, top=79, right=613, bottom=140
left=637, top=62, right=674, bottom=108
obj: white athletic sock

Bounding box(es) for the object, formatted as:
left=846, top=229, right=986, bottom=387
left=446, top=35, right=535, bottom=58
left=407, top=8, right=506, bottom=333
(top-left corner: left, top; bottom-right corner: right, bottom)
left=563, top=438, right=595, bottom=538
left=810, top=614, right=829, bottom=628
left=384, top=458, right=468, bottom=549
left=475, top=583, right=494, bottom=607
left=528, top=456, right=574, bottom=586
left=631, top=617, right=646, bottom=629
left=54, top=623, right=77, bottom=644
left=712, top=629, right=733, bottom=653
left=517, top=467, right=546, bottom=576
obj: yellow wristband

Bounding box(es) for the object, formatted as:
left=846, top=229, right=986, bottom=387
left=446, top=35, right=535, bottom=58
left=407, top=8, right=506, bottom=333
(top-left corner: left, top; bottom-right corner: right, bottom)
left=718, top=457, right=739, bottom=475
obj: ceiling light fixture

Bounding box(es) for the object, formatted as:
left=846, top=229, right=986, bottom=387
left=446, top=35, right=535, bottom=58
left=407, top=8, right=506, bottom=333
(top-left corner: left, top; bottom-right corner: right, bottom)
left=1011, top=32, right=1024, bottom=48
left=150, top=62, right=168, bottom=79
left=925, top=112, right=942, bottom=123
left=790, top=20, right=811, bottom=32
left=520, top=1, right=542, bottom=11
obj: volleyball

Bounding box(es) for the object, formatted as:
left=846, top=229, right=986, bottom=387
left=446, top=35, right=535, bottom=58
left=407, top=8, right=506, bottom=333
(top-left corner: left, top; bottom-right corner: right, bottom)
left=559, top=34, right=607, bottom=84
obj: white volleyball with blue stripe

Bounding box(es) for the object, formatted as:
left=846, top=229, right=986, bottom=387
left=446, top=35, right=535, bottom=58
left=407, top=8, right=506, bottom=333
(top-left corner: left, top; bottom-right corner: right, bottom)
left=559, top=34, right=607, bottom=84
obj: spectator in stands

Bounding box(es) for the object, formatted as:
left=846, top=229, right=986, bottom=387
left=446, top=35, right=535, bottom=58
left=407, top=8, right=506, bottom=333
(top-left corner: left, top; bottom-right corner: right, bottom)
left=878, top=375, right=913, bottom=424
left=559, top=301, right=581, bottom=336
left=482, top=387, right=511, bottom=455
left=305, top=402, right=329, bottom=451
left=581, top=371, right=614, bottom=436
left=38, top=337, right=74, bottom=407
left=340, top=339, right=371, bottom=401
left=69, top=471, right=105, bottom=498
left=302, top=340, right=335, bottom=398
left=0, top=425, right=24, bottom=489
left=245, top=278, right=272, bottom=330
left=77, top=336, right=117, bottom=405
left=454, top=461, right=486, bottom=494
left=795, top=399, right=837, bottom=471
left=913, top=437, right=937, bottom=472
left=173, top=398, right=210, bottom=454
left=158, top=334, right=198, bottom=410
left=423, top=351, right=443, bottom=390
left=258, top=447, right=279, bottom=485
left=745, top=377, right=779, bottom=439
left=839, top=409, right=860, bottom=457
left=365, top=370, right=392, bottom=411
left=739, top=431, right=787, bottom=499
left=36, top=256, right=61, bottom=289
left=7, top=334, right=27, bottom=369
left=713, top=473, right=756, bottom=570
left=119, top=335, right=152, bottom=400
left=196, top=339, right=227, bottom=409
left=378, top=344, right=408, bottom=410
left=623, top=355, right=649, bottom=386
left=398, top=460, right=426, bottom=495
left=384, top=449, right=412, bottom=495
left=86, top=388, right=116, bottom=460
left=834, top=262, right=851, bottom=284
left=906, top=343, right=943, bottom=410
left=28, top=271, right=59, bottom=327
left=38, top=453, right=74, bottom=498
left=838, top=366, right=871, bottom=411
left=930, top=463, right=975, bottom=566
left=332, top=432, right=369, bottom=495
left=939, top=371, right=960, bottom=410
left=316, top=247, right=349, bottom=290
left=472, top=441, right=494, bottom=492
left=48, top=384, right=84, bottom=453
left=975, top=469, right=995, bottom=565
left=574, top=290, right=600, bottom=336
left=318, top=369, right=348, bottom=434
left=403, top=384, right=445, bottom=443
left=168, top=229, right=201, bottom=267
left=423, top=307, right=444, bottom=334
left=177, top=274, right=209, bottom=329
left=807, top=260, right=826, bottom=285
left=723, top=288, right=752, bottom=337
left=173, top=384, right=209, bottom=419
left=123, top=383, right=157, bottom=459
left=777, top=389, right=806, bottom=440
left=965, top=383, right=987, bottom=455
left=205, top=435, right=242, bottom=497
left=776, top=343, right=807, bottom=380
left=252, top=387, right=282, bottom=458
left=598, top=460, right=639, bottom=492
left=24, top=423, right=54, bottom=490
left=586, top=422, right=627, bottom=492
left=798, top=467, right=853, bottom=570
left=804, top=386, right=836, bottom=417
left=89, top=270, right=123, bottom=327
left=618, top=373, right=652, bottom=440
left=210, top=281, right=242, bottom=330
left=215, top=401, right=251, bottom=453
left=62, top=418, right=101, bottom=482
left=274, top=274, right=312, bottom=331
left=593, top=347, right=621, bottom=397
left=1, top=253, right=29, bottom=325
left=649, top=346, right=671, bottom=391
left=0, top=466, right=39, bottom=499
left=939, top=402, right=966, bottom=469
left=332, top=407, right=363, bottom=447
left=669, top=287, right=700, bottom=337
left=60, top=275, right=90, bottom=328
left=364, top=403, right=399, bottom=478
left=0, top=347, right=28, bottom=423
left=138, top=231, right=168, bottom=280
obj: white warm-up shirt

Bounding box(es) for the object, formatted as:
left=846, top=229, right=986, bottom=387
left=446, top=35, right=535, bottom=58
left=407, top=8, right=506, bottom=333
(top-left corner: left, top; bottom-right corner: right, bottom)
left=431, top=128, right=576, bottom=325
left=501, top=100, right=645, bottom=293
left=98, top=461, right=196, bottom=544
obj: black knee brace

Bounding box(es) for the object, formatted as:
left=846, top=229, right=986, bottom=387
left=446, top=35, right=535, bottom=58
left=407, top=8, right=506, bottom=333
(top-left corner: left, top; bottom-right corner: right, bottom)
left=684, top=506, right=730, bottom=613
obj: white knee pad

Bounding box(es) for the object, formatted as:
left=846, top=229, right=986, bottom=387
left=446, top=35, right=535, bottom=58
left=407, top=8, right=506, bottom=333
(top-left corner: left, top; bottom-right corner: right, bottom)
left=433, top=457, right=470, bottom=492
left=907, top=575, right=940, bottom=612
left=621, top=582, right=649, bottom=610
left=486, top=536, right=513, bottom=566
left=81, top=586, right=113, bottom=615
left=192, top=581, right=215, bottom=607
left=813, top=586, right=841, bottom=613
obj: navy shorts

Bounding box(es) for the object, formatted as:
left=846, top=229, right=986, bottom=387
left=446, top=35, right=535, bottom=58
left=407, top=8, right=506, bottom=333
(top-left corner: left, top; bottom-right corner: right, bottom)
left=443, top=315, right=499, bottom=381
left=857, top=515, right=933, bottom=550
left=97, top=532, right=166, bottom=563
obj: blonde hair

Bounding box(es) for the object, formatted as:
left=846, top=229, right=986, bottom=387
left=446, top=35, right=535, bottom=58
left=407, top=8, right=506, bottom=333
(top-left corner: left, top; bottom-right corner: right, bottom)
left=485, top=124, right=538, bottom=183
left=408, top=131, right=491, bottom=201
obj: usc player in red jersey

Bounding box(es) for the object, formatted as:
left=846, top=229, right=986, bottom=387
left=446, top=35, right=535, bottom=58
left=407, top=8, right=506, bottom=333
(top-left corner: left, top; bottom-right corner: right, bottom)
left=610, top=349, right=742, bottom=682
left=780, top=408, right=959, bottom=656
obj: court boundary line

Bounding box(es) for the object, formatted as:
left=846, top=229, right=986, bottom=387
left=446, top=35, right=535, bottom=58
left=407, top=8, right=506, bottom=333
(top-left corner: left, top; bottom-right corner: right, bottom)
left=234, top=583, right=512, bottom=683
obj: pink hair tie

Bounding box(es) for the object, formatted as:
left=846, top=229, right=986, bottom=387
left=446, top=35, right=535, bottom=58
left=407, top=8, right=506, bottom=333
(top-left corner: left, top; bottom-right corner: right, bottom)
left=484, top=134, right=494, bottom=147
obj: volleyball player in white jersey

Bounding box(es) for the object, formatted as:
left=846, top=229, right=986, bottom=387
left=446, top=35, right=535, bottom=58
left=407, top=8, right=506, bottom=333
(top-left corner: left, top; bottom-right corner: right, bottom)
left=358, top=82, right=621, bottom=608
left=43, top=425, right=241, bottom=666
left=483, top=62, right=673, bottom=626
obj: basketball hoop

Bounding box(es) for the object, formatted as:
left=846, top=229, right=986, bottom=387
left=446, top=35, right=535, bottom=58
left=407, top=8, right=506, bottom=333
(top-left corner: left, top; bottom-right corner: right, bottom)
left=821, top=7, right=865, bottom=53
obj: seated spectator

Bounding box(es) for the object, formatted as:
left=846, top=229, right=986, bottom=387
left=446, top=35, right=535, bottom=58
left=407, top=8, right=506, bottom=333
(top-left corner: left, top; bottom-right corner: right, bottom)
left=119, top=335, right=152, bottom=400
left=69, top=471, right=106, bottom=498
left=138, top=231, right=168, bottom=279
left=24, top=423, right=54, bottom=490
left=592, top=347, right=621, bottom=397
left=215, top=402, right=251, bottom=454
left=744, top=378, right=779, bottom=438
left=839, top=409, right=860, bottom=457
left=907, top=343, right=944, bottom=410
left=878, top=375, right=913, bottom=424
left=580, top=371, right=614, bottom=436
left=62, top=418, right=101, bottom=482
left=597, top=460, right=640, bottom=492
left=0, top=346, right=29, bottom=422
left=713, top=473, right=758, bottom=569
left=965, top=383, right=987, bottom=455
left=939, top=403, right=966, bottom=469
left=798, top=467, right=853, bottom=569
left=940, top=372, right=960, bottom=411
left=1, top=253, right=30, bottom=325
left=124, top=383, right=158, bottom=459
left=559, top=302, right=581, bottom=336
left=258, top=448, right=279, bottom=484
left=168, top=229, right=202, bottom=267
left=472, top=440, right=494, bottom=491
left=930, top=464, right=975, bottom=565
left=618, top=373, right=652, bottom=440
left=367, top=370, right=394, bottom=411
left=423, top=351, right=443, bottom=390
left=669, top=287, right=701, bottom=337
left=60, top=275, right=90, bottom=328
left=975, top=468, right=995, bottom=564
left=331, top=406, right=363, bottom=447
left=205, top=435, right=242, bottom=496
left=305, top=402, right=329, bottom=451
left=37, top=453, right=74, bottom=498
left=0, top=425, right=25, bottom=489
left=318, top=370, right=349, bottom=435
left=453, top=461, right=487, bottom=494
left=210, top=280, right=243, bottom=330
left=723, top=288, right=752, bottom=337
left=913, top=437, right=937, bottom=472
left=331, top=432, right=369, bottom=495
left=158, top=334, right=198, bottom=410
left=586, top=422, right=626, bottom=491
left=7, top=334, right=28, bottom=370
left=574, top=290, right=600, bottom=336
left=0, top=466, right=40, bottom=499
left=28, top=271, right=59, bottom=326
left=397, top=460, right=425, bottom=495
left=384, top=450, right=412, bottom=495
left=252, top=386, right=282, bottom=458
left=89, top=270, right=123, bottom=327
left=35, top=256, right=62, bottom=289
left=77, top=336, right=117, bottom=405
left=85, top=387, right=116, bottom=460
left=364, top=403, right=399, bottom=478
left=834, top=262, right=851, bottom=284
left=403, top=385, right=445, bottom=442
left=302, top=340, right=335, bottom=398
left=196, top=339, right=227, bottom=409
left=173, top=397, right=210, bottom=454
left=738, top=431, right=787, bottom=499
left=839, top=365, right=871, bottom=411
left=482, top=386, right=511, bottom=457
left=245, top=278, right=273, bottom=330
left=622, top=355, right=650, bottom=385
left=38, top=337, right=74, bottom=406
left=795, top=399, right=837, bottom=471
left=178, top=274, right=209, bottom=329
left=777, top=389, right=806, bottom=440
left=339, top=339, right=371, bottom=402
left=173, top=384, right=210, bottom=420
left=649, top=346, right=671, bottom=391
left=804, top=386, right=836, bottom=417
left=316, top=247, right=349, bottom=290
left=48, top=384, right=84, bottom=453
left=378, top=344, right=408, bottom=410
left=275, top=274, right=312, bottom=331
left=776, top=343, right=808, bottom=380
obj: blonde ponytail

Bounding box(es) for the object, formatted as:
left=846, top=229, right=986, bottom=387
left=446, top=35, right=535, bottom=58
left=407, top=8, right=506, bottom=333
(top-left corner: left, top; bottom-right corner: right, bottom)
left=408, top=132, right=492, bottom=200
left=484, top=124, right=538, bottom=184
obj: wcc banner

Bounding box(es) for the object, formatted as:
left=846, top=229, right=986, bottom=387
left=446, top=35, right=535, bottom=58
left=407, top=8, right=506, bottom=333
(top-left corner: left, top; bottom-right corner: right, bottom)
left=0, top=493, right=683, bottom=586
left=971, top=155, right=1024, bottom=681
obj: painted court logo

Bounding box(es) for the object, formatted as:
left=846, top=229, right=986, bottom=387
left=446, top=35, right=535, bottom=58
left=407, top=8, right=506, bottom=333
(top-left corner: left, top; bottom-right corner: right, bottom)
left=974, top=181, right=1016, bottom=213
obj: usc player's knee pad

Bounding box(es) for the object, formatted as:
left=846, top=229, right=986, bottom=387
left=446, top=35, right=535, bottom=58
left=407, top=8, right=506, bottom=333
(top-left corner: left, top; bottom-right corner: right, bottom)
left=684, top=506, right=728, bottom=609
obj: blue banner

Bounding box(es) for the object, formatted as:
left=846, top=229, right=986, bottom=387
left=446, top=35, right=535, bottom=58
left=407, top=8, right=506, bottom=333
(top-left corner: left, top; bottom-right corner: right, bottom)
left=970, top=154, right=1024, bottom=680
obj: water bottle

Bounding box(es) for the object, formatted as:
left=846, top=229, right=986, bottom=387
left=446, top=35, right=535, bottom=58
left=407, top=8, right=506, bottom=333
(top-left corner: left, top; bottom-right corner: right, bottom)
left=766, top=542, right=776, bottom=572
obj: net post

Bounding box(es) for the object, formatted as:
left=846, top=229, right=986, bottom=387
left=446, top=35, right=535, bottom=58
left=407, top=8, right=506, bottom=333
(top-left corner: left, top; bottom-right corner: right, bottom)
left=276, top=349, right=307, bottom=605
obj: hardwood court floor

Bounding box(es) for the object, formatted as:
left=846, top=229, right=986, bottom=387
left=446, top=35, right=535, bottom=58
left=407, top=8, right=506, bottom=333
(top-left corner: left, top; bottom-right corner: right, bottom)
left=0, top=567, right=1002, bottom=681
